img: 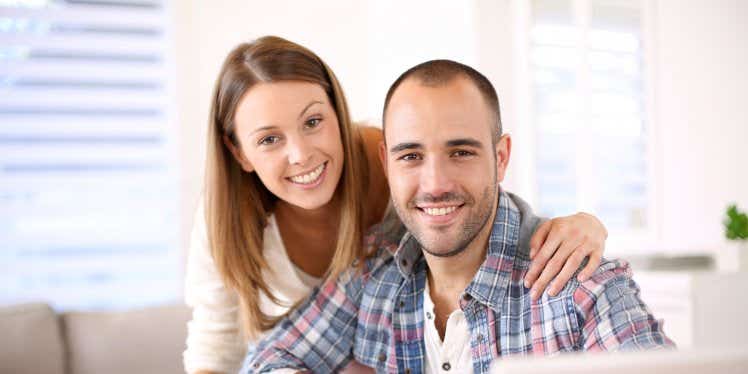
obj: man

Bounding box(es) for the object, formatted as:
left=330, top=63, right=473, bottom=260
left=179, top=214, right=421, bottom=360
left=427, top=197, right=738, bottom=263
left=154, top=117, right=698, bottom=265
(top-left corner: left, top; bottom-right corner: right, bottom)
left=243, top=60, right=673, bottom=374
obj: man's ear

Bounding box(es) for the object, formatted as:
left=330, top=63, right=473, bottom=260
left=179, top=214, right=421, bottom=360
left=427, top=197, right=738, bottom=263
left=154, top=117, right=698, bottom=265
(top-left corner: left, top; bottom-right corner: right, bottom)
left=495, top=134, right=511, bottom=182
left=378, top=140, right=388, bottom=176
left=223, top=135, right=254, bottom=172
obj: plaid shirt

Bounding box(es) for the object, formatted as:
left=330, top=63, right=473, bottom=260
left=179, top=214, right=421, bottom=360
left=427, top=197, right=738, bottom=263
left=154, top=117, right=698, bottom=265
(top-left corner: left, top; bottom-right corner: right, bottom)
left=243, top=192, right=673, bottom=373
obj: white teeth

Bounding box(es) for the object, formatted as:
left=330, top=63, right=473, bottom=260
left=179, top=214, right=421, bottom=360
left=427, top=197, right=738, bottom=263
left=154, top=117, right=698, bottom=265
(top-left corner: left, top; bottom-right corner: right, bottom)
left=290, top=163, right=325, bottom=184
left=423, top=206, right=458, bottom=216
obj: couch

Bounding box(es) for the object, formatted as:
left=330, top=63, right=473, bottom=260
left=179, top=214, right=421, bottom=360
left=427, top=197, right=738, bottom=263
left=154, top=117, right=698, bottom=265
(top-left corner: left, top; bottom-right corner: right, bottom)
left=0, top=302, right=190, bottom=374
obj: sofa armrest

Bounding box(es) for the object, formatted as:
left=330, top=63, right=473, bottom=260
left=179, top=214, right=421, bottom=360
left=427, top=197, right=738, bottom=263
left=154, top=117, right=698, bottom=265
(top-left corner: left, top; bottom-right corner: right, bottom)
left=0, top=302, right=66, bottom=374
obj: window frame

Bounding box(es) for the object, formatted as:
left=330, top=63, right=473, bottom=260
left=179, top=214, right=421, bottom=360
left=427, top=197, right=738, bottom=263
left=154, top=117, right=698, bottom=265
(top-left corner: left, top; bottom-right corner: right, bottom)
left=513, top=0, right=662, bottom=255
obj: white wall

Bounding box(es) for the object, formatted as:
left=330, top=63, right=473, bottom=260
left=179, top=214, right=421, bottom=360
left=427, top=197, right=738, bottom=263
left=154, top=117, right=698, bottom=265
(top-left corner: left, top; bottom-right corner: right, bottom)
left=654, top=0, right=748, bottom=253
left=173, top=0, right=748, bottom=258
left=363, top=1, right=477, bottom=122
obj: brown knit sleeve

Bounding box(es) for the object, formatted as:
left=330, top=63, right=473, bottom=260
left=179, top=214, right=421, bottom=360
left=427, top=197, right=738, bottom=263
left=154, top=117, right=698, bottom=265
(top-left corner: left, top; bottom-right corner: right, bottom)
left=357, top=125, right=390, bottom=228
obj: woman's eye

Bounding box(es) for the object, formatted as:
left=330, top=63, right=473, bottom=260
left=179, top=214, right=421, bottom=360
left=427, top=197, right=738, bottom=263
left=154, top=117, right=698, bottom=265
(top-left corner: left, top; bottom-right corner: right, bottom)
left=258, top=135, right=281, bottom=146
left=304, top=118, right=321, bottom=129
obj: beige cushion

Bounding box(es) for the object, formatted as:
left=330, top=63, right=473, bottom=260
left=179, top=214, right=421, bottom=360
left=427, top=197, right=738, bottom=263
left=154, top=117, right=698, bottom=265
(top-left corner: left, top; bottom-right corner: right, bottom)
left=62, top=303, right=190, bottom=374
left=0, top=303, right=66, bottom=374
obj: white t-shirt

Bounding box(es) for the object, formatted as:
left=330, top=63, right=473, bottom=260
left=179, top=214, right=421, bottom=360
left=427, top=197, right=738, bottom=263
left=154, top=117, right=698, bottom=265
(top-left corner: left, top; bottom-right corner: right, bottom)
left=183, top=201, right=321, bottom=374
left=423, top=281, right=474, bottom=374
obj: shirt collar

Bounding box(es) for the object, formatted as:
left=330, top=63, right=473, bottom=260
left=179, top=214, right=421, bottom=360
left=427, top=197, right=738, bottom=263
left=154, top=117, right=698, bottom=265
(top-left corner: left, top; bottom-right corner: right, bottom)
left=393, top=231, right=423, bottom=277
left=463, top=191, right=521, bottom=311
left=392, top=191, right=522, bottom=312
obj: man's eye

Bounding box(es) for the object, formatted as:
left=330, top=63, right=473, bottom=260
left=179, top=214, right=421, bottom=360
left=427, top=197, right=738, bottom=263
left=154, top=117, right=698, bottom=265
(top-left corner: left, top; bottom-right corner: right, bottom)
left=452, top=150, right=474, bottom=157
left=258, top=135, right=281, bottom=146
left=304, top=118, right=321, bottom=129
left=399, top=153, right=422, bottom=161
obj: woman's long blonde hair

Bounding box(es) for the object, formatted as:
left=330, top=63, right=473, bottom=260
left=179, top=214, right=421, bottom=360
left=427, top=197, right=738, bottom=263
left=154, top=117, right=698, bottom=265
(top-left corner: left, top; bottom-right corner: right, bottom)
left=204, top=36, right=369, bottom=339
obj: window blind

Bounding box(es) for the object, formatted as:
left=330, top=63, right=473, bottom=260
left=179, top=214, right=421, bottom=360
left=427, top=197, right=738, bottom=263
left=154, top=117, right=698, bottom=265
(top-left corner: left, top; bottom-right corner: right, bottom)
left=0, top=0, right=179, bottom=310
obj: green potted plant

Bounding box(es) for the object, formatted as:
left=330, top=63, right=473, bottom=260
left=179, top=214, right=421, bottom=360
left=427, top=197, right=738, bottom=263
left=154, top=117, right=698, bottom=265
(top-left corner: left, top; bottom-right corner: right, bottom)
left=724, top=204, right=748, bottom=271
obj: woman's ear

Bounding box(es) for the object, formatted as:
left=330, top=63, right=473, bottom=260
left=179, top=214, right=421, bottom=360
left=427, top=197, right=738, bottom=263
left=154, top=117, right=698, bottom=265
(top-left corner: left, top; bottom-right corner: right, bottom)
left=223, top=135, right=254, bottom=172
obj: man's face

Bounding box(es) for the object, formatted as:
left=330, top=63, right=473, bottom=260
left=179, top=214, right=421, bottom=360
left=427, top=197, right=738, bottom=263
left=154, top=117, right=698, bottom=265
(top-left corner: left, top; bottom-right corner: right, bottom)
left=381, top=77, right=511, bottom=257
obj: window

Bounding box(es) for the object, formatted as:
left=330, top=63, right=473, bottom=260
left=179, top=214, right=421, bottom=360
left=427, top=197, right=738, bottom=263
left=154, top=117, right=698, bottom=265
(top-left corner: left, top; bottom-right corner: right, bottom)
left=0, top=0, right=179, bottom=310
left=529, top=0, right=655, bottom=245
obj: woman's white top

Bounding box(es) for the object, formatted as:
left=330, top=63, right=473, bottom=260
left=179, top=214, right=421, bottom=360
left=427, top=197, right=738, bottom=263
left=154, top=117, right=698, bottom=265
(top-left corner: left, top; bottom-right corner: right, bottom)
left=183, top=201, right=321, bottom=374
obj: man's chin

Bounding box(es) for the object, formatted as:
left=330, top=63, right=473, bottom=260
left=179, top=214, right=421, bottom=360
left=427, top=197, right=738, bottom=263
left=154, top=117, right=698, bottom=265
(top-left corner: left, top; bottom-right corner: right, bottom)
left=402, top=219, right=469, bottom=257
left=421, top=243, right=469, bottom=258
left=417, top=234, right=469, bottom=258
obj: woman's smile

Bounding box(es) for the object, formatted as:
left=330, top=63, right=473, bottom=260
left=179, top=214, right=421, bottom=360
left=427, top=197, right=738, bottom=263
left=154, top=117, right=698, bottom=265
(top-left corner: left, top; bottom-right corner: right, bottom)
left=287, top=161, right=328, bottom=187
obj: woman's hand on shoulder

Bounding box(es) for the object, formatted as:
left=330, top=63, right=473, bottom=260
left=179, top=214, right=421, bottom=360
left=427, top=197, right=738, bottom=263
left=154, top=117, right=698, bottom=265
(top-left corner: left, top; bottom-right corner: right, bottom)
left=524, top=212, right=607, bottom=301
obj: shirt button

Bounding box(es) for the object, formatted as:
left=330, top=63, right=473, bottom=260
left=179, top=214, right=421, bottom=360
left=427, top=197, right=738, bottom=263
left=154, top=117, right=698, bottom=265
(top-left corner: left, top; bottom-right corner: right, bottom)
left=399, top=300, right=405, bottom=308
left=442, top=362, right=451, bottom=371
left=477, top=333, right=484, bottom=342
left=401, top=259, right=408, bottom=267
left=378, top=353, right=386, bottom=362
left=426, top=311, right=433, bottom=319
left=405, top=369, right=412, bottom=374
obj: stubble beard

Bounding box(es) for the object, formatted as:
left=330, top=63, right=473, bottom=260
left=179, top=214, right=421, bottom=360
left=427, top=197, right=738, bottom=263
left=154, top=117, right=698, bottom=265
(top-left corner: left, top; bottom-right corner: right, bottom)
left=393, top=182, right=498, bottom=258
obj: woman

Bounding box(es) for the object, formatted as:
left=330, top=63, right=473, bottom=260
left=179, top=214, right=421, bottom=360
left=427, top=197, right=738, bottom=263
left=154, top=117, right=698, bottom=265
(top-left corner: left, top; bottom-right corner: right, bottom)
left=184, top=36, right=608, bottom=374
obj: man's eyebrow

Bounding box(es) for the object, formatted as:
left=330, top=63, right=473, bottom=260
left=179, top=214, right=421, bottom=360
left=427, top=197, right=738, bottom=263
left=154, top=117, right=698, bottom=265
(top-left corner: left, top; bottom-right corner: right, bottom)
left=446, top=138, right=484, bottom=148
left=297, top=100, right=323, bottom=119
left=389, top=142, right=422, bottom=153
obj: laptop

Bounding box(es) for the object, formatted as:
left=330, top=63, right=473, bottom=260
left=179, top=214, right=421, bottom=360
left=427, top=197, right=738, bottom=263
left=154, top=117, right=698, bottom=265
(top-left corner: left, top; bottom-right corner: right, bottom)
left=491, top=347, right=748, bottom=374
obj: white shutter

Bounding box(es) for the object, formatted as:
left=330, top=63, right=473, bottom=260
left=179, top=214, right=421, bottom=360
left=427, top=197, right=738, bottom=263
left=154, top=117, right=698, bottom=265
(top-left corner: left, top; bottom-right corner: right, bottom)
left=531, top=0, right=653, bottom=235
left=0, top=0, right=179, bottom=310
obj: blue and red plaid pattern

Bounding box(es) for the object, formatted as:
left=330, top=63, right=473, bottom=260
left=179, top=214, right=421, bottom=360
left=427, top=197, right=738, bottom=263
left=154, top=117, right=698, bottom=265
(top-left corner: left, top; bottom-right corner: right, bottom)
left=243, top=192, right=673, bottom=373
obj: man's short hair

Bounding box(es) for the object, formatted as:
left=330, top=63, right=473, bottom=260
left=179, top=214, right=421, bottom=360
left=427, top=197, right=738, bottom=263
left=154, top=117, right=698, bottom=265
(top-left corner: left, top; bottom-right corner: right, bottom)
left=382, top=59, right=502, bottom=144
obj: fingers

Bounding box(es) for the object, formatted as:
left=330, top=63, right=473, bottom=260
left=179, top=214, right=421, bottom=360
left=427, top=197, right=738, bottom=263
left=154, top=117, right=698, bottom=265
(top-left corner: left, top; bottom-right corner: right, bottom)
left=523, top=224, right=562, bottom=289
left=547, top=247, right=589, bottom=296
left=525, top=212, right=609, bottom=298
left=529, top=220, right=552, bottom=259
left=577, top=246, right=603, bottom=282
left=529, top=233, right=583, bottom=300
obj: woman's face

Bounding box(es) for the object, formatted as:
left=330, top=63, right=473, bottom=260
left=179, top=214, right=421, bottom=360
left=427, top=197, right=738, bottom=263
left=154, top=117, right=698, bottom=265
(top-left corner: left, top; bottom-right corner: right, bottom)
left=229, top=81, right=345, bottom=211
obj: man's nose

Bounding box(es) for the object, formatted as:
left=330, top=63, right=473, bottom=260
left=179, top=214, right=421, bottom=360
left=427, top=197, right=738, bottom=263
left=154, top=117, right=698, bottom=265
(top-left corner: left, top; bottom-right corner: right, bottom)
left=419, top=156, right=455, bottom=197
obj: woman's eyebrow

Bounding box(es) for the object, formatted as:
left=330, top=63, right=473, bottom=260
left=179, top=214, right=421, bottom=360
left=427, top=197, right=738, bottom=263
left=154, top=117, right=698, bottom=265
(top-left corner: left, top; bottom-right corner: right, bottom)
left=249, top=100, right=324, bottom=136
left=298, top=100, right=323, bottom=119
left=250, top=125, right=279, bottom=136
